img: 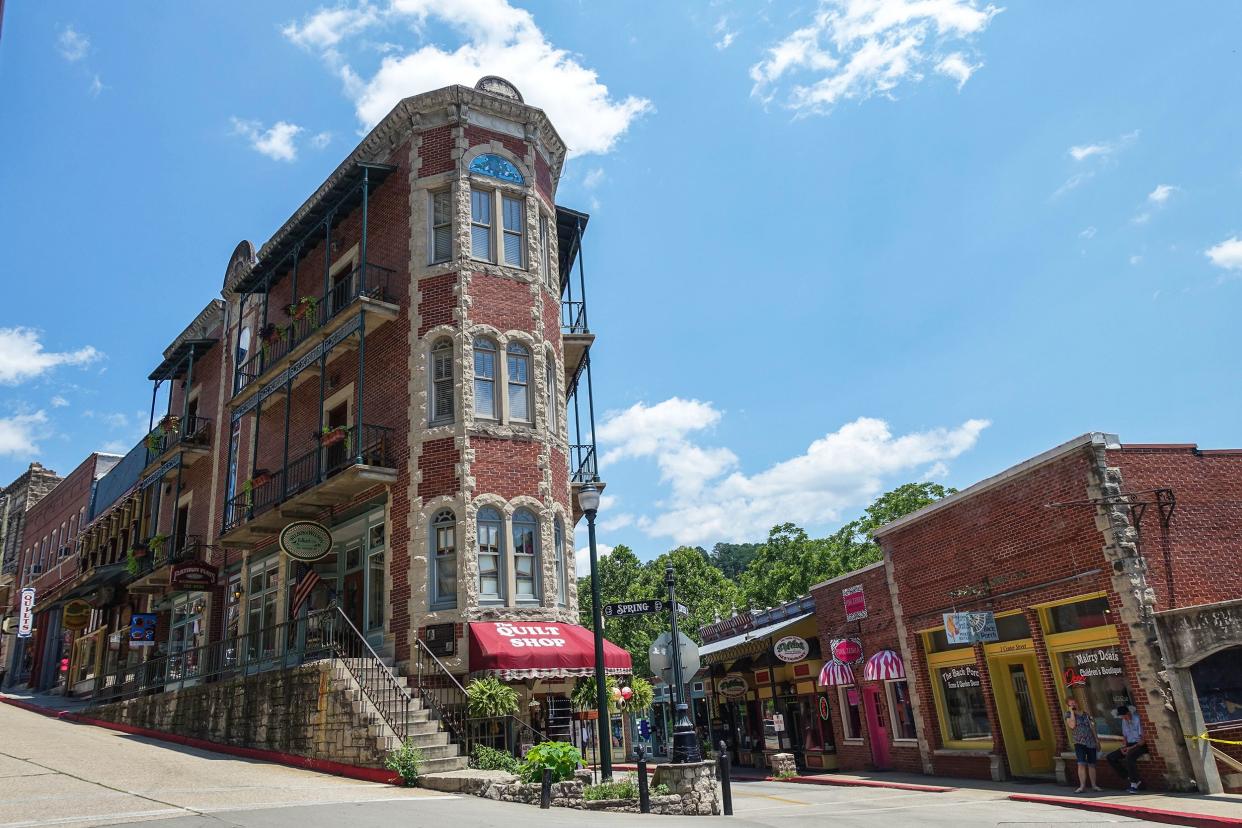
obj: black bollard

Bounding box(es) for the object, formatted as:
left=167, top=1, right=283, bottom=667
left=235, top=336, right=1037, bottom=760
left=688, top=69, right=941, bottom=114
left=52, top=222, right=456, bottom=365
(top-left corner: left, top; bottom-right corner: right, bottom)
left=636, top=745, right=651, bottom=814
left=718, top=740, right=733, bottom=816
left=541, top=767, right=552, bottom=809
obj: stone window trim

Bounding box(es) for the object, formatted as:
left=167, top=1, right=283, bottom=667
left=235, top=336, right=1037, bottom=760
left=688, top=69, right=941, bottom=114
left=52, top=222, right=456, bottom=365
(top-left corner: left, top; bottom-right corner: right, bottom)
left=476, top=504, right=507, bottom=605
left=461, top=145, right=533, bottom=273
left=511, top=507, right=541, bottom=604
left=429, top=188, right=454, bottom=265
left=429, top=337, right=456, bottom=426
left=429, top=508, right=458, bottom=611
left=467, top=495, right=563, bottom=611
left=465, top=327, right=553, bottom=434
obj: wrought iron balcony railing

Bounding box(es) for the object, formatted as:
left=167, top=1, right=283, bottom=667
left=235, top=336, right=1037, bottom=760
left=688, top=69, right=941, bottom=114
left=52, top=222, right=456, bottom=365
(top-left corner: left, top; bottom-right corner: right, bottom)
left=144, top=415, right=213, bottom=460
left=129, top=534, right=204, bottom=578
left=222, top=424, right=394, bottom=533
left=561, top=299, right=588, bottom=335
left=570, top=443, right=598, bottom=483
left=235, top=262, right=396, bottom=393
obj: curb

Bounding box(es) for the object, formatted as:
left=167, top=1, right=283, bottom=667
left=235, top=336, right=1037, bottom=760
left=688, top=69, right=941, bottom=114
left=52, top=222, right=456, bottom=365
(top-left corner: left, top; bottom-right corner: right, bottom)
left=1008, top=793, right=1242, bottom=828
left=1, top=696, right=402, bottom=786
left=766, top=775, right=956, bottom=793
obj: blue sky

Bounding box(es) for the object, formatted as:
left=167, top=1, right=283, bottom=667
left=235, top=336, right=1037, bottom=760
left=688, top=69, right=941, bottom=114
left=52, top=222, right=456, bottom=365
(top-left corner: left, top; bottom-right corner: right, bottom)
left=1, top=1, right=1239, bottom=564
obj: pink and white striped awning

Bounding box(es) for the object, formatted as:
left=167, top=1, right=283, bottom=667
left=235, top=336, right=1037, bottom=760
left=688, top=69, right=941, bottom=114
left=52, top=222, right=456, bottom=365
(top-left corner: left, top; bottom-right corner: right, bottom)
left=863, top=649, right=906, bottom=681
left=818, top=659, right=855, bottom=687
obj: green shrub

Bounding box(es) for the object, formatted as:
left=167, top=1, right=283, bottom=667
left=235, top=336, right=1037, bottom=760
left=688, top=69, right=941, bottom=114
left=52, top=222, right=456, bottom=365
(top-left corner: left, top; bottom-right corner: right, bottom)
left=465, top=676, right=519, bottom=718
left=469, top=744, right=521, bottom=774
left=625, top=677, right=655, bottom=712
left=583, top=779, right=639, bottom=801
left=384, top=740, right=424, bottom=786
left=652, top=783, right=671, bottom=796
left=571, top=676, right=620, bottom=712
left=519, top=740, right=582, bottom=784
left=774, top=769, right=797, bottom=780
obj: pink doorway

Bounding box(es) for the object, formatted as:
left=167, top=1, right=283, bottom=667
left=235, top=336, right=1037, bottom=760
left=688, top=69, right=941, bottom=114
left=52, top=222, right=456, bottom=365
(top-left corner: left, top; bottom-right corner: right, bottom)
left=862, top=685, right=891, bottom=770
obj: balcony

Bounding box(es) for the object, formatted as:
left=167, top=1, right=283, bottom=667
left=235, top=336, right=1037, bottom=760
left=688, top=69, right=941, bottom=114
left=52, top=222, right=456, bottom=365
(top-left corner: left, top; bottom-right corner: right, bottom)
left=144, top=415, right=213, bottom=468
left=561, top=300, right=595, bottom=397
left=220, top=424, right=397, bottom=542
left=569, top=444, right=606, bottom=524
left=127, top=535, right=205, bottom=594
left=233, top=262, right=399, bottom=405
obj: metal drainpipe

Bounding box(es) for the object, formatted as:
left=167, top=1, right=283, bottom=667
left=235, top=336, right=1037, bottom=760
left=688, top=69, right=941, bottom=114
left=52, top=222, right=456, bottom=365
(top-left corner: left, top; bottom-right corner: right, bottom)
left=356, top=309, right=365, bottom=465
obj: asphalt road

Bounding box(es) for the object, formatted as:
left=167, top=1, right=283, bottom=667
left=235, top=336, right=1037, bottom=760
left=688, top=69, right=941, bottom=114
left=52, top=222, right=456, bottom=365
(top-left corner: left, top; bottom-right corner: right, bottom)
left=0, top=703, right=1158, bottom=827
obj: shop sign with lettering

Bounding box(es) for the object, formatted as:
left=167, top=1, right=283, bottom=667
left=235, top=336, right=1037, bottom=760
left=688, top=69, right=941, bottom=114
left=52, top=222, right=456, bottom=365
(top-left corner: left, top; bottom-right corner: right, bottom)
left=129, top=613, right=157, bottom=647
left=718, top=674, right=749, bottom=699
left=944, top=611, right=999, bottom=644
left=62, top=600, right=92, bottom=631
left=831, top=637, right=864, bottom=665
left=171, top=561, right=219, bottom=591
left=939, top=664, right=982, bottom=689
left=774, top=635, right=810, bottom=663
left=17, top=588, right=35, bottom=638
left=843, top=584, right=868, bottom=621
left=494, top=623, right=567, bottom=648
left=280, top=521, right=333, bottom=562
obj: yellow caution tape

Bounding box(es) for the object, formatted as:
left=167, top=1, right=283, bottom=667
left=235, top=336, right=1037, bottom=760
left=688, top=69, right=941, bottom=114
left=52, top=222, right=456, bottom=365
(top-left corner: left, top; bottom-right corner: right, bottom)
left=1185, top=732, right=1242, bottom=746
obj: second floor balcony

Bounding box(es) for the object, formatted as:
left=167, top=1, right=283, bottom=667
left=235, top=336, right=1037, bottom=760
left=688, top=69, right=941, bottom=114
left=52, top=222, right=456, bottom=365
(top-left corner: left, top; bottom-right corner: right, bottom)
left=144, top=415, right=213, bottom=468
left=220, top=423, right=397, bottom=541
left=127, top=534, right=206, bottom=593
left=233, top=262, right=399, bottom=404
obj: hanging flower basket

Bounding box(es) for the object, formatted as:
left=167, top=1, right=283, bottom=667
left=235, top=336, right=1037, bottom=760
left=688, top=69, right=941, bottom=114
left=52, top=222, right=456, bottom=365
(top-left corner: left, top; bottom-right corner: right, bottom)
left=288, top=296, right=318, bottom=321
left=321, top=426, right=349, bottom=447
left=161, top=415, right=181, bottom=435
left=249, top=470, right=273, bottom=488
left=573, top=710, right=599, bottom=721
left=131, top=543, right=150, bottom=560
left=259, top=323, right=283, bottom=345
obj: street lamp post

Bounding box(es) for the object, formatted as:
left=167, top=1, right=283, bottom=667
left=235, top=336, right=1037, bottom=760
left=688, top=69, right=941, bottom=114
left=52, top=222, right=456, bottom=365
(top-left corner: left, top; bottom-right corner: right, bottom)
left=666, top=564, right=701, bottom=764
left=578, top=483, right=612, bottom=779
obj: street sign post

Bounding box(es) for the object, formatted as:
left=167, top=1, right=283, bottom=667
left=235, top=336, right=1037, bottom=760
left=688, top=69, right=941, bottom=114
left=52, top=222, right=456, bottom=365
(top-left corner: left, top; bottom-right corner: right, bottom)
left=649, top=631, right=700, bottom=686
left=603, top=599, right=665, bottom=618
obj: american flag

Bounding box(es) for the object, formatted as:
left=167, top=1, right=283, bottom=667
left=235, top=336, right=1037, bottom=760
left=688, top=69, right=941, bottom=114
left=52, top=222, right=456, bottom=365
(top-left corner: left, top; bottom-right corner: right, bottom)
left=290, top=562, right=322, bottom=618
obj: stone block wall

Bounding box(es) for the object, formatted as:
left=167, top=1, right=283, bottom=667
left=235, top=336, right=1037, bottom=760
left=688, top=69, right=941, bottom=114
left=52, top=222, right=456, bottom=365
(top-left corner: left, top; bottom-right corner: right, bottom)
left=88, top=662, right=389, bottom=768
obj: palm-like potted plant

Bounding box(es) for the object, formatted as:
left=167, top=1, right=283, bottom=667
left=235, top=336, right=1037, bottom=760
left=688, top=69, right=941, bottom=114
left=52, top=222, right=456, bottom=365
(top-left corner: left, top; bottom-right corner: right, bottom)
left=571, top=675, right=620, bottom=720
left=288, top=296, right=318, bottom=322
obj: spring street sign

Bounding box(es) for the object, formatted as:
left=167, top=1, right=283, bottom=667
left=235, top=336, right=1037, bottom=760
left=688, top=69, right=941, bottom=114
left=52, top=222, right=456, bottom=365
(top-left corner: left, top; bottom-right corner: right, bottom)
left=603, top=600, right=690, bottom=619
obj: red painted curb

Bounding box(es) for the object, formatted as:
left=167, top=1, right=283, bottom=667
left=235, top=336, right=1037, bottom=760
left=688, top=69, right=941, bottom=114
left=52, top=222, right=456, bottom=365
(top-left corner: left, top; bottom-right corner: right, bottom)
left=1008, top=793, right=1242, bottom=828
left=1, top=696, right=401, bottom=786
left=766, top=775, right=956, bottom=793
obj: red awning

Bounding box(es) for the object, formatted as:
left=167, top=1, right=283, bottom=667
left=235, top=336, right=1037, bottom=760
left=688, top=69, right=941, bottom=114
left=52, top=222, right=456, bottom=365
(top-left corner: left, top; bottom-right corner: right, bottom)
left=468, top=621, right=633, bottom=680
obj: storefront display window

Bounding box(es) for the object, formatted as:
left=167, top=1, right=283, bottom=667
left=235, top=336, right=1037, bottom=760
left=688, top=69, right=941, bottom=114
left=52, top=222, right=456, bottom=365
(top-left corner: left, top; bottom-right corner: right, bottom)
left=168, top=592, right=207, bottom=681
left=936, top=663, right=991, bottom=741
left=798, top=695, right=830, bottom=751
left=1047, top=596, right=1111, bottom=634
left=247, top=556, right=280, bottom=657
left=927, top=628, right=973, bottom=652
left=886, top=680, right=918, bottom=740
left=1058, top=645, right=1130, bottom=738
left=1191, top=647, right=1242, bottom=725
left=994, top=612, right=1032, bottom=642
left=838, top=685, right=863, bottom=739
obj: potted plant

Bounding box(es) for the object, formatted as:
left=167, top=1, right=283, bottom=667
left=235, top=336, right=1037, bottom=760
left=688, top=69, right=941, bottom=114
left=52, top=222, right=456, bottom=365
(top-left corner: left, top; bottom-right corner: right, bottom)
left=321, top=424, right=349, bottom=447
left=465, top=676, right=519, bottom=719
left=571, top=675, right=620, bottom=719
left=131, top=540, right=150, bottom=560
left=125, top=550, right=141, bottom=576
left=288, top=296, right=318, bottom=321
left=147, top=534, right=168, bottom=559
left=145, top=427, right=164, bottom=453
left=160, top=415, right=181, bottom=435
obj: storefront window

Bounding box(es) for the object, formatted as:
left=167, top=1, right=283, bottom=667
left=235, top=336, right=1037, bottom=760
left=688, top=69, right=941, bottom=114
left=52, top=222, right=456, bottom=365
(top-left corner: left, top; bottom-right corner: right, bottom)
left=1059, top=645, right=1130, bottom=738
left=886, top=680, right=918, bottom=740
left=1192, top=647, right=1242, bottom=725
left=927, top=628, right=973, bottom=652
left=247, top=557, right=280, bottom=658
left=838, top=685, right=863, bottom=739
left=798, top=695, right=828, bottom=751
left=994, top=612, right=1032, bottom=641
left=936, top=663, right=992, bottom=741
left=367, top=524, right=386, bottom=632
left=1047, top=596, right=1111, bottom=634
left=169, top=593, right=207, bottom=681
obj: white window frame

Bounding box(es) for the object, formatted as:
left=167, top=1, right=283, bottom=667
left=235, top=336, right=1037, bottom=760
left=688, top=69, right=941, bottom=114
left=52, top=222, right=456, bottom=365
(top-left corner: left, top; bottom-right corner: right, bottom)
left=884, top=679, right=919, bottom=743
left=838, top=685, right=864, bottom=742
left=554, top=517, right=567, bottom=606
left=431, top=509, right=457, bottom=610
left=545, top=350, right=557, bottom=436
left=469, top=186, right=527, bottom=270
left=477, top=507, right=505, bottom=604
left=430, top=338, right=454, bottom=425
left=473, top=337, right=498, bottom=420
left=506, top=342, right=532, bottom=424
left=501, top=193, right=525, bottom=267
left=470, top=188, right=494, bottom=263
left=511, top=508, right=540, bottom=603
left=430, top=189, right=453, bottom=264
left=540, top=212, right=553, bottom=289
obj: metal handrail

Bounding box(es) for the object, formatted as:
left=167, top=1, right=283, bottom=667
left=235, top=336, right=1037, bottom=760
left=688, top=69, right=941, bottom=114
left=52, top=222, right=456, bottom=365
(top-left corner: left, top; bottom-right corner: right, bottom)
left=569, top=444, right=598, bottom=483
left=322, top=606, right=413, bottom=743
left=561, top=299, right=588, bottom=334
left=235, top=262, right=396, bottom=391
left=144, top=415, right=213, bottom=460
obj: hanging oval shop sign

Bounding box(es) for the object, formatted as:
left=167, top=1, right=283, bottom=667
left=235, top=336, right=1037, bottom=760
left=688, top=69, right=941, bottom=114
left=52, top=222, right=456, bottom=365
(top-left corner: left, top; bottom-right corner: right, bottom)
left=774, top=635, right=810, bottom=663
left=279, top=521, right=333, bottom=562
left=831, top=637, right=864, bottom=665
left=62, top=600, right=92, bottom=631
left=718, top=674, right=749, bottom=700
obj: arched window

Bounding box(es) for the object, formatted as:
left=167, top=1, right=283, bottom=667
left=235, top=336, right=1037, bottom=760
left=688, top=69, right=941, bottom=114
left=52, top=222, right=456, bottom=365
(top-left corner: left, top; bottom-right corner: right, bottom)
left=477, top=506, right=504, bottom=602
left=554, top=517, right=567, bottom=606
left=431, top=509, right=457, bottom=610
left=473, top=337, right=497, bottom=419
left=469, top=153, right=524, bottom=184
left=238, top=326, right=252, bottom=364
left=545, top=351, right=557, bottom=435
left=512, top=508, right=540, bottom=601
left=507, top=342, right=531, bottom=423
left=431, top=339, right=454, bottom=425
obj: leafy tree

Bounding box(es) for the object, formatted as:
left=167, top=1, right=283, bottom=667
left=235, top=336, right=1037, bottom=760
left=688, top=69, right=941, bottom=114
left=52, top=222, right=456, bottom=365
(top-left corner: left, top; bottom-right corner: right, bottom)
left=856, top=482, right=955, bottom=538
left=709, top=542, right=762, bottom=579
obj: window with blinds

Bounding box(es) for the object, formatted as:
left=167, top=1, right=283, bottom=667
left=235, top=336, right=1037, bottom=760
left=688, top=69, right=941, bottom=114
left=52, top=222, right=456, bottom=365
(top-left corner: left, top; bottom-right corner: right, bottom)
left=470, top=189, right=493, bottom=262
left=513, top=508, right=540, bottom=600
left=477, top=507, right=503, bottom=601
left=506, top=342, right=530, bottom=422
left=431, top=509, right=457, bottom=609
left=431, top=339, right=454, bottom=424
left=430, top=190, right=452, bottom=264
left=502, top=195, right=524, bottom=266
left=473, top=337, right=497, bottom=419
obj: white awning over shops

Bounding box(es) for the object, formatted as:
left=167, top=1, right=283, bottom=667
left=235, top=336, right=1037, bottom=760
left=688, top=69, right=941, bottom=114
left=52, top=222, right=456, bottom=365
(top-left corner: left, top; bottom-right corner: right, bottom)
left=699, top=612, right=814, bottom=661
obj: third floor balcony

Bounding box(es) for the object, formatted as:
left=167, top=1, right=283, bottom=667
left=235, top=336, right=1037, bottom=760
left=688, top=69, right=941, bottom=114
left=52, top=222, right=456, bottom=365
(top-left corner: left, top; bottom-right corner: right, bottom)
left=143, top=414, right=213, bottom=469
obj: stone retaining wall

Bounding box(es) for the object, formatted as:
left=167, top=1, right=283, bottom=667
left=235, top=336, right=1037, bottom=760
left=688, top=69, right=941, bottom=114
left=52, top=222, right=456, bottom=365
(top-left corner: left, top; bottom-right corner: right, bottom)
left=87, top=662, right=387, bottom=768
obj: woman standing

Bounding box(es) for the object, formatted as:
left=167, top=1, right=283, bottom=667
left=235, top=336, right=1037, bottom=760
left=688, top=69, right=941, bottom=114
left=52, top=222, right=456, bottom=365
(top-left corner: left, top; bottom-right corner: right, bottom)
left=1065, top=695, right=1102, bottom=793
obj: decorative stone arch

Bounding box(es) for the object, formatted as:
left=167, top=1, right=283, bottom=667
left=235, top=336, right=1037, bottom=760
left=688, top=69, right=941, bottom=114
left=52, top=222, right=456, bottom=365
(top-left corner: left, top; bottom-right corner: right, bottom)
left=223, top=239, right=256, bottom=293
left=461, top=144, right=532, bottom=189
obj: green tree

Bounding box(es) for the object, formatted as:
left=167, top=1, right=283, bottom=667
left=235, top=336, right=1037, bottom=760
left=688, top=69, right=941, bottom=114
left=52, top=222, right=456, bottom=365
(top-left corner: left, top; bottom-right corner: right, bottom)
left=708, top=542, right=762, bottom=579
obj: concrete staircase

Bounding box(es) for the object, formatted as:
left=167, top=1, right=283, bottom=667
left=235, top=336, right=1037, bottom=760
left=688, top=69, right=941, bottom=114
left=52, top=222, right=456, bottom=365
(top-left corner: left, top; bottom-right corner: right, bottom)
left=338, top=656, right=468, bottom=774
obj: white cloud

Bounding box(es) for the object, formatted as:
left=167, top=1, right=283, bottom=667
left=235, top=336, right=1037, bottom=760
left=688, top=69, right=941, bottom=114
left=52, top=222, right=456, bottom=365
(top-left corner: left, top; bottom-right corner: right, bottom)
left=1129, top=255, right=1142, bottom=265
left=58, top=26, right=90, bottom=62
left=1132, top=211, right=1151, bottom=225
left=283, top=0, right=651, bottom=156
left=230, top=118, right=304, bottom=162
left=1068, top=130, right=1138, bottom=162
left=582, top=167, right=606, bottom=189
left=0, top=412, right=49, bottom=457
left=714, top=16, right=739, bottom=50
left=1148, top=184, right=1177, bottom=204
left=311, top=131, right=333, bottom=149
left=749, top=0, right=1000, bottom=115
left=575, top=542, right=614, bottom=572
left=101, top=439, right=131, bottom=454
left=1079, top=226, right=1097, bottom=240
left=602, top=400, right=989, bottom=545
left=599, top=513, right=635, bottom=532
left=935, top=52, right=979, bottom=90
left=50, top=395, right=68, bottom=408
left=1205, top=236, right=1242, bottom=274
left=0, top=328, right=100, bottom=385
left=89, top=75, right=104, bottom=97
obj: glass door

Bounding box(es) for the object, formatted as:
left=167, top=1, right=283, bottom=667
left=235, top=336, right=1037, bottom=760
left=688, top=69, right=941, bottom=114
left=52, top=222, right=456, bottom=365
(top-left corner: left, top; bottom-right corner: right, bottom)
left=365, top=522, right=386, bottom=647
left=989, top=651, right=1056, bottom=776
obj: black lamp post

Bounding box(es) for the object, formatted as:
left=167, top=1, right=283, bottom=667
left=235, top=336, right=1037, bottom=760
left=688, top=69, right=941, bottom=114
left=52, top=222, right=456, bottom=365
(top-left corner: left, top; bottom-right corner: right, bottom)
left=666, top=564, right=701, bottom=764
left=578, top=483, right=612, bottom=779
